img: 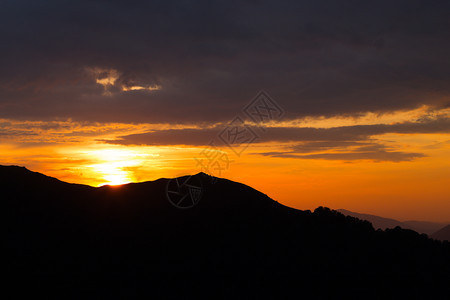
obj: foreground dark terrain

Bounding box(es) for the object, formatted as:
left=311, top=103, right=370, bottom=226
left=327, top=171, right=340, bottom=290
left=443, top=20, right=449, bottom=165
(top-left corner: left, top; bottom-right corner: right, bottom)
left=337, top=209, right=449, bottom=238
left=3, top=166, right=450, bottom=299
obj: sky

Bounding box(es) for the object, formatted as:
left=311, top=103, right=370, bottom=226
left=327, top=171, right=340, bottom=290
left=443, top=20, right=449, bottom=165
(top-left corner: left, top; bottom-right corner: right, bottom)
left=0, top=0, right=449, bottom=222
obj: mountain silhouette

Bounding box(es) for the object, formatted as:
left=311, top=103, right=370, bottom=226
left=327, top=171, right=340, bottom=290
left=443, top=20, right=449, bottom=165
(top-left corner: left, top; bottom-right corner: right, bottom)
left=3, top=165, right=450, bottom=299
left=432, top=225, right=450, bottom=241
left=403, top=220, right=449, bottom=236
left=337, top=209, right=448, bottom=236
left=337, top=208, right=407, bottom=229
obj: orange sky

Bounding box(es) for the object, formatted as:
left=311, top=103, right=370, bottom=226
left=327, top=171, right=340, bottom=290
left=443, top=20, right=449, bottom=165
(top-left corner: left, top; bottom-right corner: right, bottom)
left=1, top=107, right=449, bottom=222
left=2, top=0, right=450, bottom=225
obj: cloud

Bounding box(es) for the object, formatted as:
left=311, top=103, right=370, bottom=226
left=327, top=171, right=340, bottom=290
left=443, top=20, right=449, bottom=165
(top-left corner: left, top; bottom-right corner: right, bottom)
left=88, top=68, right=120, bottom=87
left=0, top=0, right=449, bottom=123
left=255, top=142, right=426, bottom=162
left=121, top=85, right=161, bottom=92
left=104, top=117, right=450, bottom=146
left=102, top=116, right=450, bottom=162
left=0, top=118, right=153, bottom=143
left=257, top=151, right=425, bottom=162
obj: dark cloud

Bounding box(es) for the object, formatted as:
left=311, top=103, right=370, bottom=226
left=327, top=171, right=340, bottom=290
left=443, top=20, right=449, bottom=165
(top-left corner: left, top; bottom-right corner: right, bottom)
left=105, top=117, right=450, bottom=146
left=256, top=150, right=425, bottom=162
left=289, top=141, right=375, bottom=153
left=102, top=116, right=450, bottom=161
left=256, top=140, right=426, bottom=162
left=1, top=0, right=450, bottom=123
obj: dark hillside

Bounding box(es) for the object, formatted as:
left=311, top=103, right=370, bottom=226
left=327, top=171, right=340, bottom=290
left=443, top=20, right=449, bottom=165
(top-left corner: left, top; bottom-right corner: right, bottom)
left=3, top=166, right=449, bottom=299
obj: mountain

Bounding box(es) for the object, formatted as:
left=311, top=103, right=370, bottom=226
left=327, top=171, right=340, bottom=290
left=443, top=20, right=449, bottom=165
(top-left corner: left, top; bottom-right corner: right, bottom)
left=432, top=225, right=450, bottom=241
left=403, top=220, right=448, bottom=236
left=337, top=209, right=447, bottom=236
left=3, top=165, right=450, bottom=299
left=337, top=209, right=406, bottom=230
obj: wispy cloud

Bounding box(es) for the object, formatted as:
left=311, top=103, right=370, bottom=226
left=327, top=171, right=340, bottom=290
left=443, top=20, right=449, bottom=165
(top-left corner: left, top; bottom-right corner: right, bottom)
left=104, top=116, right=450, bottom=146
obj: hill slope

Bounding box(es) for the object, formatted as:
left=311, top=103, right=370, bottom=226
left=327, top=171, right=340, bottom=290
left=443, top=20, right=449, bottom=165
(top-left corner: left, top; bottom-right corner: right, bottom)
left=3, top=166, right=450, bottom=299
left=432, top=225, right=450, bottom=241
left=337, top=209, right=447, bottom=235
left=337, top=209, right=406, bottom=229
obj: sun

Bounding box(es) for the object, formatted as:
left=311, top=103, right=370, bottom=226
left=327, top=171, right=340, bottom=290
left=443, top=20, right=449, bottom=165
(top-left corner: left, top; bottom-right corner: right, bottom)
left=87, top=148, right=146, bottom=186
left=94, top=163, right=132, bottom=186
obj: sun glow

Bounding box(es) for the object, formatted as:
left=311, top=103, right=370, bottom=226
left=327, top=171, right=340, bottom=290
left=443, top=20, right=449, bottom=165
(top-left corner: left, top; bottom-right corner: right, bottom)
left=87, top=149, right=149, bottom=186
left=1, top=109, right=449, bottom=220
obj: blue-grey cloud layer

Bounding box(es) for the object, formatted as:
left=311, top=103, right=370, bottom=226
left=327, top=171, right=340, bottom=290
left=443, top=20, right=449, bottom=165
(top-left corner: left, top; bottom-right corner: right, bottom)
left=1, top=0, right=449, bottom=123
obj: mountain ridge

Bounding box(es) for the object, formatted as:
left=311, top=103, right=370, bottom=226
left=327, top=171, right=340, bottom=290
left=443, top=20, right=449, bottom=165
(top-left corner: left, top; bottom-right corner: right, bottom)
left=3, top=165, right=450, bottom=298
left=432, top=225, right=450, bottom=241
left=337, top=208, right=448, bottom=237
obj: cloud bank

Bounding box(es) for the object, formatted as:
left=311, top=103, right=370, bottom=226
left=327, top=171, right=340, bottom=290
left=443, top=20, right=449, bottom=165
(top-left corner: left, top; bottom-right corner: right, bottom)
left=0, top=0, right=449, bottom=123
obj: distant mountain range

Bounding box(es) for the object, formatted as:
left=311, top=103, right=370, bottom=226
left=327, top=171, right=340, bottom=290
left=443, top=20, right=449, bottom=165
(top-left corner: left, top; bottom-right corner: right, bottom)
left=3, top=165, right=450, bottom=299
left=337, top=209, right=449, bottom=240
left=432, top=225, right=450, bottom=241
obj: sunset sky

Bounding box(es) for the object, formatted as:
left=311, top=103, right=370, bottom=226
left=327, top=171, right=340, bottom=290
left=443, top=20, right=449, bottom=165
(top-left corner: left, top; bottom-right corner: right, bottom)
left=1, top=0, right=449, bottom=222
